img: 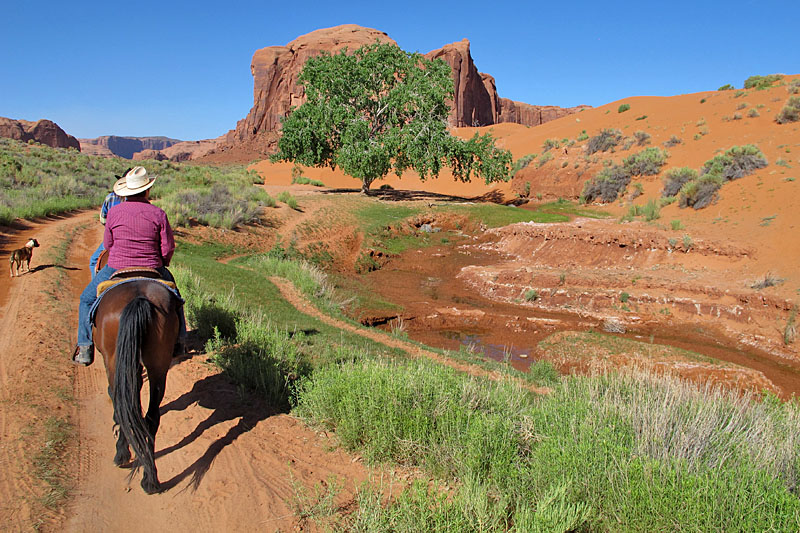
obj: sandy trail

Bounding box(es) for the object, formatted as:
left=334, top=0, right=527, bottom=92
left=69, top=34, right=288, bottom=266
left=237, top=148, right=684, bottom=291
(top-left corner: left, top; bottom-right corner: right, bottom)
left=0, top=213, right=373, bottom=532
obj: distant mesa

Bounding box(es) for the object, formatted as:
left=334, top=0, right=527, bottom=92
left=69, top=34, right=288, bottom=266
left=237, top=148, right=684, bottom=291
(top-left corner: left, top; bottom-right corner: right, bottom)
left=79, top=136, right=182, bottom=159
left=206, top=24, right=589, bottom=161
left=132, top=137, right=224, bottom=162
left=0, top=116, right=80, bottom=150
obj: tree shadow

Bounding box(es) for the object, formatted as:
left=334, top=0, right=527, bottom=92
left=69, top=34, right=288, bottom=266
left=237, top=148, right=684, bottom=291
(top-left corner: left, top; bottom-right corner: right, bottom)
left=320, top=187, right=509, bottom=204
left=155, top=371, right=281, bottom=492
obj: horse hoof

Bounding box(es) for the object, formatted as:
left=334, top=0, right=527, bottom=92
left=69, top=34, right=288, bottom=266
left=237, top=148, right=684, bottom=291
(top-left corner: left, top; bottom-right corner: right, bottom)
left=141, top=479, right=161, bottom=495
left=113, top=452, right=131, bottom=467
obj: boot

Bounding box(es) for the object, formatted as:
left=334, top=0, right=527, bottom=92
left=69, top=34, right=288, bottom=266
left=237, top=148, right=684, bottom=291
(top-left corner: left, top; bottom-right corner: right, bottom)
left=72, top=345, right=94, bottom=366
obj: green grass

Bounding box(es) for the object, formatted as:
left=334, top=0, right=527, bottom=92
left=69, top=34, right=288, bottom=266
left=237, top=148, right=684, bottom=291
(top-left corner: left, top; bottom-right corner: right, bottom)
left=33, top=417, right=74, bottom=509
left=294, top=356, right=800, bottom=531
left=292, top=175, right=326, bottom=187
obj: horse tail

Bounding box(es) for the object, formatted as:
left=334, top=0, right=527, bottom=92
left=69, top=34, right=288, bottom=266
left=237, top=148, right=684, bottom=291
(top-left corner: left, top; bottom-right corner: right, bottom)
left=114, top=296, right=156, bottom=483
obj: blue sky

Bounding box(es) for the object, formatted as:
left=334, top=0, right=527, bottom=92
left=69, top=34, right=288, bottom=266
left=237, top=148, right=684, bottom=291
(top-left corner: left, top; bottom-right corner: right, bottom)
left=1, top=0, right=796, bottom=140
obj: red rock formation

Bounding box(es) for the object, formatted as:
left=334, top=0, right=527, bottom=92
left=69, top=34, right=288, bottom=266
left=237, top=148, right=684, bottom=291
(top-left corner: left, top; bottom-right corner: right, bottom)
left=216, top=25, right=589, bottom=160
left=425, top=39, right=496, bottom=127
left=216, top=25, right=396, bottom=158
left=132, top=149, right=168, bottom=161
left=0, top=117, right=81, bottom=150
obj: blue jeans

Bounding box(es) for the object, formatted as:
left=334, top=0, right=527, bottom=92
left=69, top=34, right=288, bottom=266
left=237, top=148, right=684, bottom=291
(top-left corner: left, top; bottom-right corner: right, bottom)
left=77, top=265, right=186, bottom=346
left=89, top=243, right=105, bottom=279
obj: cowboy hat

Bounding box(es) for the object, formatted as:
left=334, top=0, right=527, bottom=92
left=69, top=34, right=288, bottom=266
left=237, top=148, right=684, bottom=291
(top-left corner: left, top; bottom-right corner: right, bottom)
left=113, top=166, right=157, bottom=196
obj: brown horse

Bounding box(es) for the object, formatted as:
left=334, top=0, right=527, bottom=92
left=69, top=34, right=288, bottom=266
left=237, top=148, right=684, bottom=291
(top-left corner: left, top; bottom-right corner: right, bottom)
left=93, top=278, right=181, bottom=494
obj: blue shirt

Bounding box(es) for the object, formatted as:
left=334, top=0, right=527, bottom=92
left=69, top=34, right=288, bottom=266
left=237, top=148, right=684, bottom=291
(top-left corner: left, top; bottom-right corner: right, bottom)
left=100, top=192, right=124, bottom=224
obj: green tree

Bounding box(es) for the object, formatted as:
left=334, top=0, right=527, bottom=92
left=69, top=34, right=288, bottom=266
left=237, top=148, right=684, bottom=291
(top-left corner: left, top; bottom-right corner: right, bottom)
left=271, top=42, right=512, bottom=193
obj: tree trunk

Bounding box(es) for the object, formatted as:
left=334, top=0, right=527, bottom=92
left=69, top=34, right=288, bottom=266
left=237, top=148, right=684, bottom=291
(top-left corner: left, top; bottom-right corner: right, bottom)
left=360, top=178, right=374, bottom=196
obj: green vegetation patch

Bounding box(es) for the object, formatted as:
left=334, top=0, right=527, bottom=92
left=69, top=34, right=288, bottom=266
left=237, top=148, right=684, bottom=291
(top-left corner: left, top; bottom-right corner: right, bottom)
left=0, top=138, right=272, bottom=228
left=744, top=74, right=784, bottom=90
left=622, top=147, right=669, bottom=176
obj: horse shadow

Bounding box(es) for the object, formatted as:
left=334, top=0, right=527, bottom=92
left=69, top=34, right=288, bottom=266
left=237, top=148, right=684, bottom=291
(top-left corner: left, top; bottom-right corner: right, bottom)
left=155, top=369, right=280, bottom=492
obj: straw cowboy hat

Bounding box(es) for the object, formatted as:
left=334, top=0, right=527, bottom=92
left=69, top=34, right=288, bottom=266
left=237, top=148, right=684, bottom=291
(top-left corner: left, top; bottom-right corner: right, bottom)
left=113, top=166, right=157, bottom=197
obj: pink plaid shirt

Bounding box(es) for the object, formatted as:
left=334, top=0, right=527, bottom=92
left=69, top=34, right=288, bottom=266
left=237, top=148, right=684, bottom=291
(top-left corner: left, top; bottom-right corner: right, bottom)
left=104, top=198, right=174, bottom=269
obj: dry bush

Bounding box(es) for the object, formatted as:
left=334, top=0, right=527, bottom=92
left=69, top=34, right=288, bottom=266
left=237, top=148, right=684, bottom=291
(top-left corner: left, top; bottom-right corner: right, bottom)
left=662, top=167, right=698, bottom=197
left=581, top=165, right=632, bottom=203
left=586, top=128, right=623, bottom=155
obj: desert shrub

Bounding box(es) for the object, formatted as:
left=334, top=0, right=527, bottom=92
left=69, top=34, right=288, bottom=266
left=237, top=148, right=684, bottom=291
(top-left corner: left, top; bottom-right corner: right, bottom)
left=160, top=183, right=270, bottom=229
left=291, top=175, right=325, bottom=187
left=586, top=128, right=623, bottom=155
left=633, top=131, right=651, bottom=146
left=744, top=74, right=783, bottom=90
left=512, top=153, right=537, bottom=174
left=679, top=174, right=723, bottom=209
left=628, top=198, right=661, bottom=221
left=524, top=289, right=539, bottom=301
left=732, top=112, right=743, bottom=120
left=662, top=167, right=698, bottom=197
left=748, top=108, right=760, bottom=118
left=618, top=103, right=630, bottom=113
left=718, top=84, right=734, bottom=91
left=736, top=102, right=749, bottom=110
left=701, top=144, right=768, bottom=181
left=630, top=182, right=643, bottom=200
left=776, top=96, right=800, bottom=124
left=621, top=137, right=635, bottom=151
left=277, top=190, right=299, bottom=210
left=788, top=80, right=800, bottom=94
left=663, top=135, right=682, bottom=148
left=536, top=152, right=553, bottom=168
left=635, top=115, right=647, bottom=121
left=751, top=273, right=785, bottom=290
left=576, top=130, right=589, bottom=142
left=581, top=164, right=632, bottom=203
left=542, top=138, right=560, bottom=152
left=623, top=147, right=669, bottom=176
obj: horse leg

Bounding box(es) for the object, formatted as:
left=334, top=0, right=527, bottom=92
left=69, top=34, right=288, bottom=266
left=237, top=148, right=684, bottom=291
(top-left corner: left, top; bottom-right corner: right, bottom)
left=109, top=385, right=132, bottom=466
left=144, top=372, right=166, bottom=438
left=140, top=369, right=166, bottom=494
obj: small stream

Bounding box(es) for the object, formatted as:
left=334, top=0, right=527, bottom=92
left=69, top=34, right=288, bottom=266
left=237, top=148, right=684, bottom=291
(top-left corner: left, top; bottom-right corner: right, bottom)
left=363, top=234, right=800, bottom=399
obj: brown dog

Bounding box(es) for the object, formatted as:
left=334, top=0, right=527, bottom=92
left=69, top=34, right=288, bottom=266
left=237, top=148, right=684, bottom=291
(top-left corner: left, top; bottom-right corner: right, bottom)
left=9, top=238, right=40, bottom=277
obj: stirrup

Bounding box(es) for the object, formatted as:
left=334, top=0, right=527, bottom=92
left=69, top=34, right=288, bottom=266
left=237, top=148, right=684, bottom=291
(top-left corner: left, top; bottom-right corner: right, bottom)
left=72, top=345, right=94, bottom=366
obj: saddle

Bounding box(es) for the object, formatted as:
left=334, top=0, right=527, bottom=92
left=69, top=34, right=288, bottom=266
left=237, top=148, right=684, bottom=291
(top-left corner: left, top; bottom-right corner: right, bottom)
left=96, top=267, right=177, bottom=297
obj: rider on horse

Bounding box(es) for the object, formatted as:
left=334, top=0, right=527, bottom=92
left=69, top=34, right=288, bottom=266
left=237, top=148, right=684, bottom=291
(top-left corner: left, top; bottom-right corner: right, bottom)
left=73, top=166, right=186, bottom=366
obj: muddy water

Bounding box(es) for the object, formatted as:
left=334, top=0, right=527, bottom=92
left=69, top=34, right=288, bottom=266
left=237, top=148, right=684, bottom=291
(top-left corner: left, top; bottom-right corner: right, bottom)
left=360, top=233, right=800, bottom=399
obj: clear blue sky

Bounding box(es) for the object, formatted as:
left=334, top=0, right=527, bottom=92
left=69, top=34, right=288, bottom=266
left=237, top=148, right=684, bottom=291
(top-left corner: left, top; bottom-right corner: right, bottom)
left=1, top=0, right=796, bottom=141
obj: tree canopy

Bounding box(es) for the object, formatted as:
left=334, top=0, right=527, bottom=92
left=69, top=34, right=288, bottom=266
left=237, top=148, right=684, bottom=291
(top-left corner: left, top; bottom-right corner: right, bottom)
left=271, top=42, right=512, bottom=193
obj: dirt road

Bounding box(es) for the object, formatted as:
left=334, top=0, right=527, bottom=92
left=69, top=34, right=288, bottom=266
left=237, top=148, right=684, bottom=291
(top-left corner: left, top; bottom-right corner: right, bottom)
left=0, top=213, right=372, bottom=532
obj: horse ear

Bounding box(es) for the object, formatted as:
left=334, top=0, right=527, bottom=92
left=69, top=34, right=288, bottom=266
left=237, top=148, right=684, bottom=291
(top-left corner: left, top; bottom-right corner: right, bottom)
left=115, top=167, right=134, bottom=180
